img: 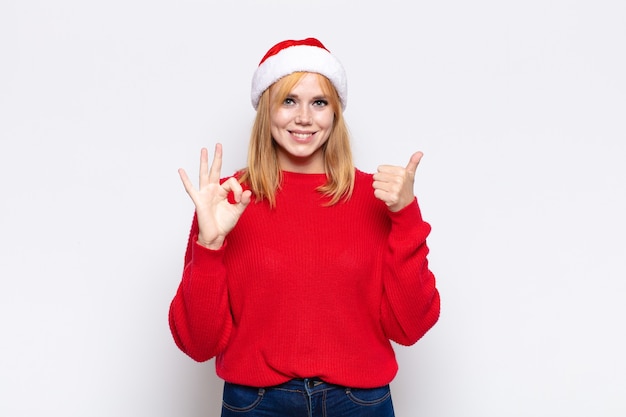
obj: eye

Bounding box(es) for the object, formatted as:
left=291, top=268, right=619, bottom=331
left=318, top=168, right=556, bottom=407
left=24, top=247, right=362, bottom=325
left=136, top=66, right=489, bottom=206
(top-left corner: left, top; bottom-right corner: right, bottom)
left=283, top=97, right=295, bottom=105
left=313, top=99, right=328, bottom=107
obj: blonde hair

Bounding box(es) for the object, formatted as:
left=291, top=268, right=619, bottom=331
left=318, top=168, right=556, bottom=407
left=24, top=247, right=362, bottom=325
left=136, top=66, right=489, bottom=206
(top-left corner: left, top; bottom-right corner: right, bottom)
left=239, top=72, right=354, bottom=207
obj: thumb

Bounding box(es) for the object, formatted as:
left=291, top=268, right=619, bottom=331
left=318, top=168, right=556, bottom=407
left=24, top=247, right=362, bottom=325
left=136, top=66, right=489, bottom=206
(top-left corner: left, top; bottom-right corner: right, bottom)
left=406, top=151, right=424, bottom=175
left=239, top=190, right=253, bottom=207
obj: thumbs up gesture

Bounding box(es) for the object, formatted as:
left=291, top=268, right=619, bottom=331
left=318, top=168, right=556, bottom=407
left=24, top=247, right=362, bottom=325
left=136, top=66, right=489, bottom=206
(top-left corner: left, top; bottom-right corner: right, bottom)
left=373, top=151, right=423, bottom=212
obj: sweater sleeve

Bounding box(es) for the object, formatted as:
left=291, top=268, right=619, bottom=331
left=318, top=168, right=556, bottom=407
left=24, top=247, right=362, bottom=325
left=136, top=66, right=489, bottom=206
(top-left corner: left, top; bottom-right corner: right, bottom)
left=168, top=214, right=232, bottom=361
left=380, top=198, right=441, bottom=346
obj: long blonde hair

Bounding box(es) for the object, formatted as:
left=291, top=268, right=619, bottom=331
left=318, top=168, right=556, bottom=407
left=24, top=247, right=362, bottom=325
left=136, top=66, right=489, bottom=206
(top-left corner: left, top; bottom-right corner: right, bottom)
left=239, top=72, right=354, bottom=207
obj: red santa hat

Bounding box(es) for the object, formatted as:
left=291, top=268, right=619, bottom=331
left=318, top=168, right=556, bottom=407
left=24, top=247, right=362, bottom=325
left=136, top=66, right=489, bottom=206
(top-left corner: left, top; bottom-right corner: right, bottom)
left=251, top=38, right=347, bottom=110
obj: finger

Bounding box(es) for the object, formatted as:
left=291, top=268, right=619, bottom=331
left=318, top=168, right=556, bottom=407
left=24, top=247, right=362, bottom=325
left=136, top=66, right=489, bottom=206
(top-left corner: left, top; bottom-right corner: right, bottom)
left=405, top=151, right=424, bottom=176
left=240, top=190, right=253, bottom=206
left=233, top=189, right=253, bottom=208
left=197, top=147, right=209, bottom=188
left=372, top=181, right=403, bottom=206
left=221, top=177, right=243, bottom=202
left=222, top=178, right=252, bottom=211
left=208, top=143, right=223, bottom=184
left=373, top=188, right=395, bottom=205
left=375, top=164, right=400, bottom=174
left=373, top=170, right=402, bottom=183
left=178, top=168, right=195, bottom=195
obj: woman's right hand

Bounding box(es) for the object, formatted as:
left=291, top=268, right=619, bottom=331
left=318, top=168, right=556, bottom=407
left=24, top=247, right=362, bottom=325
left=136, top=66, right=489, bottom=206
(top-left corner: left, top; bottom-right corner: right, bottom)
left=178, top=143, right=252, bottom=249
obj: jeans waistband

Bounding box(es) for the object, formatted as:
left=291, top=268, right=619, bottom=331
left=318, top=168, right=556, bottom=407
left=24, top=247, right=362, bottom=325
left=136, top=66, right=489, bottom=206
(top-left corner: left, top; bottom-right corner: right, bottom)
left=273, top=377, right=332, bottom=392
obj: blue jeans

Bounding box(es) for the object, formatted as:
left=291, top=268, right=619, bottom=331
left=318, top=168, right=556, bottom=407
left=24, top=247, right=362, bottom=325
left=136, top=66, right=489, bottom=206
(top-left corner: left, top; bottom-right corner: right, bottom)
left=221, top=378, right=395, bottom=417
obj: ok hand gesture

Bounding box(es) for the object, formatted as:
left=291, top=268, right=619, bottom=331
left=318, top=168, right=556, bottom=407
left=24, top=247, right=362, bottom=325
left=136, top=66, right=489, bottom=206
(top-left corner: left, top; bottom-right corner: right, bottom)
left=373, top=151, right=423, bottom=212
left=178, top=144, right=252, bottom=249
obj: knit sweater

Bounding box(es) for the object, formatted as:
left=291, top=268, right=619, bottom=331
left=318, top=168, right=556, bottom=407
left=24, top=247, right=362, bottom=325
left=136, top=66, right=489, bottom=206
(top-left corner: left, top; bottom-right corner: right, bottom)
left=168, top=169, right=440, bottom=388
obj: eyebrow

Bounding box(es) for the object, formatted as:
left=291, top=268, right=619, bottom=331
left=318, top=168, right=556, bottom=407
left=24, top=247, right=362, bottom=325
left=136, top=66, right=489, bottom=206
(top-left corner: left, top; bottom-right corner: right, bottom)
left=286, top=93, right=328, bottom=101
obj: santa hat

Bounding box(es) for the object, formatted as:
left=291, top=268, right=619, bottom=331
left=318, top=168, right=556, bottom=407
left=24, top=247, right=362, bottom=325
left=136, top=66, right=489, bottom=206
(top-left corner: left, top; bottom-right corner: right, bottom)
left=251, top=38, right=347, bottom=110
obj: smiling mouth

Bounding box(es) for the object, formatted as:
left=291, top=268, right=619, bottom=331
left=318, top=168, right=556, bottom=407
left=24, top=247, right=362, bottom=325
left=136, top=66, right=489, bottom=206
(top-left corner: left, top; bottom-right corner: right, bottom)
left=290, top=132, right=315, bottom=143
left=291, top=132, right=314, bottom=140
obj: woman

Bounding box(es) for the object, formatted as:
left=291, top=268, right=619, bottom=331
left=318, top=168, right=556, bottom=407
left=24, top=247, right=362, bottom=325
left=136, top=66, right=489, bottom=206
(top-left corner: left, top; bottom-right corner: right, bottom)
left=169, top=37, right=440, bottom=417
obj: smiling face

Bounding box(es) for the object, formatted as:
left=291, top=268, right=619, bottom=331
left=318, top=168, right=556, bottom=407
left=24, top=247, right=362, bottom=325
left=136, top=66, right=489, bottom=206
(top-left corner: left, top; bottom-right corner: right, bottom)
left=269, top=73, right=335, bottom=173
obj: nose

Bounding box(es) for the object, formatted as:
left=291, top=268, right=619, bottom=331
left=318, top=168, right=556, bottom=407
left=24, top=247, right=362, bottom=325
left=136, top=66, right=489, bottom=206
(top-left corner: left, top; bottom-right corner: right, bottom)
left=296, top=106, right=312, bottom=125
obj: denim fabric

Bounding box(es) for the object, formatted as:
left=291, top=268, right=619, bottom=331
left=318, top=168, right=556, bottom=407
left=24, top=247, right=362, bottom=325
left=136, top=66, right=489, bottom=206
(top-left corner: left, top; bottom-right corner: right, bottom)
left=221, top=378, right=395, bottom=417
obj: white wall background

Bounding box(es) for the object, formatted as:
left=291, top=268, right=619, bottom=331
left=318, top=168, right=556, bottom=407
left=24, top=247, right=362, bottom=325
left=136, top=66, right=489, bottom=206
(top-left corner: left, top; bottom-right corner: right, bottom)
left=1, top=0, right=624, bottom=416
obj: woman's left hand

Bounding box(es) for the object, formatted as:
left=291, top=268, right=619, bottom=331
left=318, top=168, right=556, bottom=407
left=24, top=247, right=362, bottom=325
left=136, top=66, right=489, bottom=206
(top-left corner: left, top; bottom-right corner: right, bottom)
left=373, top=151, right=423, bottom=212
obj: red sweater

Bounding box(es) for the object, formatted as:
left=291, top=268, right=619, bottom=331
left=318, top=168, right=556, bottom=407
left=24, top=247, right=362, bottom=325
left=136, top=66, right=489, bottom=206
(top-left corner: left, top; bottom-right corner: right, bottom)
left=169, top=169, right=440, bottom=388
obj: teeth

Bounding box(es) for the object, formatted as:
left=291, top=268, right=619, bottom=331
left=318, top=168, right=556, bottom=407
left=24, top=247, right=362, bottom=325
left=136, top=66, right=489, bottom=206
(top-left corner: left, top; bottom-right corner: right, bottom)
left=293, top=132, right=312, bottom=139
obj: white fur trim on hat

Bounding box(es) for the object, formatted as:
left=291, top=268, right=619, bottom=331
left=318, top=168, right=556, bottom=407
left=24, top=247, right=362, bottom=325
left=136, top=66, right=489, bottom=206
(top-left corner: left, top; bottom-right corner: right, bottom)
left=251, top=40, right=347, bottom=110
